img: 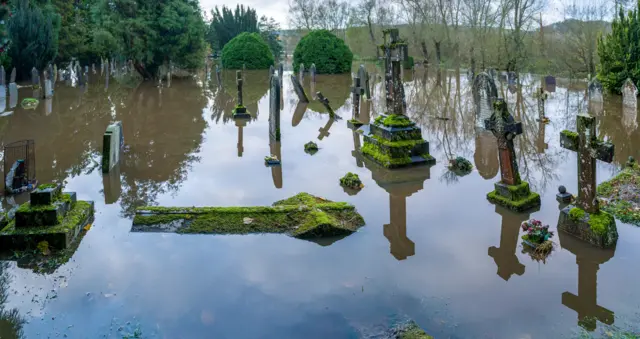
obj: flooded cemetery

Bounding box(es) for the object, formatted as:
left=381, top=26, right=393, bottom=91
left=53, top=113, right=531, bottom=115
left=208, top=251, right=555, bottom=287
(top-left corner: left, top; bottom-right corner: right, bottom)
left=1, top=42, right=640, bottom=338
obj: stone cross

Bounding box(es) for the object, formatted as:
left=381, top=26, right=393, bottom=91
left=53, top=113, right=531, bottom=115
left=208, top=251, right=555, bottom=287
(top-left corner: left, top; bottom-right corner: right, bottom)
left=310, top=63, right=316, bottom=83
left=351, top=76, right=364, bottom=120
left=484, top=99, right=523, bottom=186
left=9, top=68, right=16, bottom=84
left=381, top=29, right=406, bottom=115
left=622, top=78, right=637, bottom=109
left=236, top=70, right=243, bottom=107
left=299, top=63, right=304, bottom=84
left=560, top=115, right=614, bottom=214
left=317, top=92, right=335, bottom=140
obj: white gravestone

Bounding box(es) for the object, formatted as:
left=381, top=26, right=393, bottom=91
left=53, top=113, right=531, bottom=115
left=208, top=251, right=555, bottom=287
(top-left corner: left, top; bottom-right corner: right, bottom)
left=622, top=78, right=637, bottom=109
left=102, top=121, right=124, bottom=173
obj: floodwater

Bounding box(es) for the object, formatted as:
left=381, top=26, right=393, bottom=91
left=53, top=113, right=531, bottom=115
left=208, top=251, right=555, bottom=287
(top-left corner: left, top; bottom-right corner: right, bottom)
left=0, top=66, right=639, bottom=338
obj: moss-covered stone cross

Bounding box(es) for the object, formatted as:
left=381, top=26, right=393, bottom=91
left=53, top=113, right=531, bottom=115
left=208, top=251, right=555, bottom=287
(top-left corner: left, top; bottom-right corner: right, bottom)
left=132, top=193, right=365, bottom=241
left=484, top=99, right=523, bottom=186
left=560, top=114, right=614, bottom=214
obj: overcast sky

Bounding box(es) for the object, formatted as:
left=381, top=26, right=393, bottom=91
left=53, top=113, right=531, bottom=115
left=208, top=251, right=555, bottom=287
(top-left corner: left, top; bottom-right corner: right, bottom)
left=199, top=0, right=573, bottom=29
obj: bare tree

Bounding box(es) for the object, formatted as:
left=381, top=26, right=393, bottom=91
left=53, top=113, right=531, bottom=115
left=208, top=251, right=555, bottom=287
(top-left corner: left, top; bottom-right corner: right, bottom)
left=462, top=0, right=498, bottom=70
left=562, top=0, right=609, bottom=77
left=289, top=0, right=319, bottom=30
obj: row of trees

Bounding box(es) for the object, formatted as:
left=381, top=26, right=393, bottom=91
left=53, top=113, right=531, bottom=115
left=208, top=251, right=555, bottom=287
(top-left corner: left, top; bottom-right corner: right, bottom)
left=288, top=0, right=630, bottom=77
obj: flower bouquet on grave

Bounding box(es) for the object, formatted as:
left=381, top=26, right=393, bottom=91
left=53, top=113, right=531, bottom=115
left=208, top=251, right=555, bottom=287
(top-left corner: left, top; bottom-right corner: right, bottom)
left=20, top=98, right=39, bottom=110
left=521, top=219, right=555, bottom=261
left=447, top=156, right=473, bottom=176
left=264, top=155, right=281, bottom=166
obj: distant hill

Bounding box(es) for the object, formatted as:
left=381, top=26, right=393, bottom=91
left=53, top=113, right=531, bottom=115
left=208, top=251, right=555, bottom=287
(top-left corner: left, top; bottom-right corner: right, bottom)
left=542, top=19, right=611, bottom=34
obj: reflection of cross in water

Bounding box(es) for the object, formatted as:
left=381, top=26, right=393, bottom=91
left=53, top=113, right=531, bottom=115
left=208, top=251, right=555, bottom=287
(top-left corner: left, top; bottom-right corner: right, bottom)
left=485, top=99, right=523, bottom=186
left=536, top=122, right=548, bottom=154
left=235, top=119, right=247, bottom=157
left=384, top=194, right=414, bottom=260
left=351, top=131, right=363, bottom=168
left=537, top=87, right=546, bottom=119
left=487, top=206, right=533, bottom=281
left=270, top=140, right=283, bottom=189
left=560, top=115, right=614, bottom=213
left=318, top=118, right=335, bottom=140
left=563, top=258, right=614, bottom=331
left=351, top=76, right=364, bottom=120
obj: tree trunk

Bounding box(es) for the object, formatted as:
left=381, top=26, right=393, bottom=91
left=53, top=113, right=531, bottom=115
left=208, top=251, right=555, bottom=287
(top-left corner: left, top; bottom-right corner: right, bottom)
left=470, top=46, right=475, bottom=76
left=134, top=62, right=153, bottom=80
left=367, top=16, right=379, bottom=59
left=421, top=40, right=429, bottom=64
left=434, top=40, right=441, bottom=66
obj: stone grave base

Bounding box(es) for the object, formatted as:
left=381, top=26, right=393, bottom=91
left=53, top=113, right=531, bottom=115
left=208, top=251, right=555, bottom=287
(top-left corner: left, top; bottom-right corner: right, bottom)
left=557, top=205, right=618, bottom=248
left=486, top=181, right=541, bottom=212
left=132, top=193, right=365, bottom=242
left=347, top=119, right=364, bottom=130
left=0, top=200, right=94, bottom=251
left=360, top=114, right=435, bottom=169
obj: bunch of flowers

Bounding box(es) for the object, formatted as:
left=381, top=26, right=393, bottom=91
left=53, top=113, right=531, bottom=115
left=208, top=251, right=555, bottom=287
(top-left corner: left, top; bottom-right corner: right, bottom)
left=521, top=219, right=554, bottom=244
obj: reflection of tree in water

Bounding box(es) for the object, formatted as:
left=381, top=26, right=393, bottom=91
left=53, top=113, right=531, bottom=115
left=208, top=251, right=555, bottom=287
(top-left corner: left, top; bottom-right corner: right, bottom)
left=304, top=74, right=351, bottom=115
left=0, top=78, right=131, bottom=184
left=0, top=262, right=25, bottom=339
left=117, top=80, right=208, bottom=217
left=597, top=95, right=640, bottom=167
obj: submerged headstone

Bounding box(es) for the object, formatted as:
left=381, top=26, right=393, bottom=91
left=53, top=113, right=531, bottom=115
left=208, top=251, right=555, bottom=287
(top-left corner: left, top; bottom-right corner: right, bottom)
left=31, top=67, right=39, bottom=88
left=558, top=115, right=617, bottom=248
left=232, top=70, right=251, bottom=119
left=310, top=63, right=316, bottom=83
left=485, top=99, right=540, bottom=212
left=349, top=75, right=364, bottom=128
left=622, top=78, right=637, bottom=109
left=544, top=75, right=556, bottom=93
left=269, top=74, right=281, bottom=142
left=44, top=71, right=53, bottom=98
left=102, top=121, right=124, bottom=173
left=473, top=72, right=498, bottom=129
left=290, top=74, right=309, bottom=103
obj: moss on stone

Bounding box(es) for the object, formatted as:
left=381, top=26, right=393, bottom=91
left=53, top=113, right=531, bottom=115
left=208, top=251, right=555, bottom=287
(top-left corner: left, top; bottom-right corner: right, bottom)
left=374, top=114, right=415, bottom=128
left=361, top=142, right=412, bottom=168
left=567, top=207, right=615, bottom=236
left=340, top=172, right=363, bottom=190
left=487, top=190, right=541, bottom=212
left=597, top=166, right=640, bottom=226
left=370, top=134, right=425, bottom=148
left=133, top=193, right=365, bottom=239
left=37, top=183, right=58, bottom=190
left=569, top=207, right=586, bottom=222
left=304, top=141, right=319, bottom=154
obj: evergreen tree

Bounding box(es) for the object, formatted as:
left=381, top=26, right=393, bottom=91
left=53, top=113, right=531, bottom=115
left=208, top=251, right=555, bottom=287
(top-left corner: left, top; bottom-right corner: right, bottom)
left=597, top=5, right=640, bottom=94
left=94, top=0, right=205, bottom=79
left=208, top=5, right=258, bottom=51
left=8, top=0, right=59, bottom=79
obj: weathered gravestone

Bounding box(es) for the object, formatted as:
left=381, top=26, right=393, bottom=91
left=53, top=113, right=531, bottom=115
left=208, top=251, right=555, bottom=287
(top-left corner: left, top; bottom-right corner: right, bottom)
left=347, top=76, right=364, bottom=129
left=558, top=229, right=616, bottom=331
left=269, top=74, right=281, bottom=142
left=310, top=63, right=316, bottom=83
left=485, top=99, right=540, bottom=212
left=558, top=115, right=617, bottom=248
left=622, top=78, right=637, bottom=109
left=102, top=121, right=124, bottom=173
left=588, top=79, right=603, bottom=102
left=8, top=81, right=17, bottom=109
left=44, top=70, right=53, bottom=99
left=488, top=205, right=539, bottom=281
left=290, top=74, right=309, bottom=103
left=544, top=75, right=556, bottom=93
left=232, top=70, right=251, bottom=119
left=358, top=65, right=370, bottom=99
left=31, top=67, right=40, bottom=88
left=473, top=72, right=498, bottom=129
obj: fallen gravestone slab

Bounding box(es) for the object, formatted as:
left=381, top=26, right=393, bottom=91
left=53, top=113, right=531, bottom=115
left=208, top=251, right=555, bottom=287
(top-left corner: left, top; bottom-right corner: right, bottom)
left=132, top=193, right=365, bottom=241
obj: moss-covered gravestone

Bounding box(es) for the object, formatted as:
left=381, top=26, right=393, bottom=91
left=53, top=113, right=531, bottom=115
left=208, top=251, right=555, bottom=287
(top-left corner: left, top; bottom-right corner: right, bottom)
left=485, top=99, right=540, bottom=212
left=0, top=183, right=94, bottom=251
left=558, top=115, right=617, bottom=248
left=132, top=193, right=365, bottom=244
left=360, top=29, right=435, bottom=169
left=232, top=71, right=251, bottom=119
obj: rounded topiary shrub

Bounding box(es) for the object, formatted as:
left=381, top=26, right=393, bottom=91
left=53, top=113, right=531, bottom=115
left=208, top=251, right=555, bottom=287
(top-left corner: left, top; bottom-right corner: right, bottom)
left=293, top=30, right=353, bottom=74
left=221, top=33, right=274, bottom=70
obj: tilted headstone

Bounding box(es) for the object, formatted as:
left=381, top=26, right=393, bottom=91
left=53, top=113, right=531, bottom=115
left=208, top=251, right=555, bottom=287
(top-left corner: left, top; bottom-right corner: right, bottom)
left=622, top=78, right=637, bottom=109
left=310, top=63, right=316, bottom=83
left=544, top=75, right=556, bottom=93
left=473, top=72, right=498, bottom=128
left=102, top=121, right=124, bottom=173
left=269, top=74, right=281, bottom=141
left=485, top=99, right=540, bottom=212
left=299, top=63, right=304, bottom=84
left=9, top=68, right=16, bottom=84
left=290, top=74, right=309, bottom=103
left=558, top=115, right=617, bottom=248
left=588, top=79, right=603, bottom=102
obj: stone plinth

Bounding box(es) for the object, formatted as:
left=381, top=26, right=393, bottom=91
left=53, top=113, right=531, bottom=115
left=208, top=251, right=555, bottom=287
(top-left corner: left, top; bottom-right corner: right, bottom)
left=557, top=205, right=618, bottom=248
left=232, top=105, right=251, bottom=119
left=487, top=181, right=541, bottom=212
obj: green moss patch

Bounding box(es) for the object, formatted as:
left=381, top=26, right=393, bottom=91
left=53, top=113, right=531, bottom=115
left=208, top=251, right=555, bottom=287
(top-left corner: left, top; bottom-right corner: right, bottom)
left=487, top=190, right=541, bottom=212
left=340, top=172, right=364, bottom=190
left=597, top=165, right=640, bottom=226
left=304, top=141, right=319, bottom=155
left=132, top=193, right=365, bottom=239
left=374, top=114, right=415, bottom=128
left=560, top=130, right=578, bottom=144
left=362, top=142, right=412, bottom=168
left=567, top=207, right=615, bottom=236
left=387, top=320, right=433, bottom=339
